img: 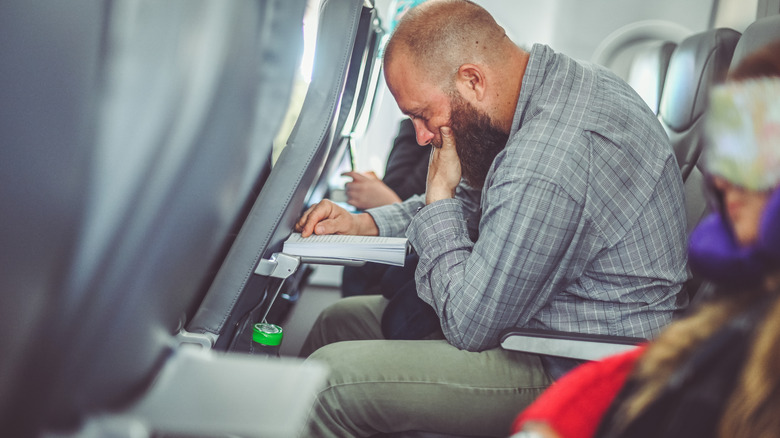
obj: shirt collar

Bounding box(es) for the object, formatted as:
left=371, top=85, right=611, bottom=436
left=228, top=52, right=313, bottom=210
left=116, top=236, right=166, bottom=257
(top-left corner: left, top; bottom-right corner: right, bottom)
left=509, top=44, right=554, bottom=140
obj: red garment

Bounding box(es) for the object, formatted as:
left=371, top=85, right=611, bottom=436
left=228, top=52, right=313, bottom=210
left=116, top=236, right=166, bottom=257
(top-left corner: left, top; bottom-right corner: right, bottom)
left=512, top=345, right=647, bottom=438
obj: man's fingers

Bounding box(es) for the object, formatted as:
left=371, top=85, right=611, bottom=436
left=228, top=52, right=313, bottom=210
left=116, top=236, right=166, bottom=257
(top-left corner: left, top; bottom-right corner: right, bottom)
left=295, top=199, right=358, bottom=237
left=438, top=126, right=460, bottom=162
left=295, top=204, right=315, bottom=232
left=425, top=126, right=461, bottom=205
left=297, top=201, right=332, bottom=237
left=312, top=217, right=342, bottom=235
left=439, top=126, right=455, bottom=151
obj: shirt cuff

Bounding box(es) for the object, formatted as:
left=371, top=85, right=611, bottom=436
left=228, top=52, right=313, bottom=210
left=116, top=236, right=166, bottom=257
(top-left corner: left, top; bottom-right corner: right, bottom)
left=367, top=195, right=425, bottom=237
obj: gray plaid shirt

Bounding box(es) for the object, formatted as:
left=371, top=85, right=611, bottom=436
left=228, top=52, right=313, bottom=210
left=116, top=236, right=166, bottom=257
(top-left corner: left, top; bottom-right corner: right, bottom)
left=368, top=44, right=688, bottom=352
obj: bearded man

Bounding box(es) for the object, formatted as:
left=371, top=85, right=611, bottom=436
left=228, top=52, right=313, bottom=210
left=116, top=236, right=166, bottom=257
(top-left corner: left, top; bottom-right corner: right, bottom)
left=294, top=1, right=688, bottom=436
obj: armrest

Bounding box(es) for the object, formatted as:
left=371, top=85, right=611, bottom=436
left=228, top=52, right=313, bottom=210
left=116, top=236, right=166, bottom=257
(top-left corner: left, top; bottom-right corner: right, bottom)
left=500, top=327, right=644, bottom=361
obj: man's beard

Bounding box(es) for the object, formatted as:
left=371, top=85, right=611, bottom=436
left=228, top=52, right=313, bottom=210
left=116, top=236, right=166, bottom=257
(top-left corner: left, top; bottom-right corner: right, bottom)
left=445, top=94, right=510, bottom=190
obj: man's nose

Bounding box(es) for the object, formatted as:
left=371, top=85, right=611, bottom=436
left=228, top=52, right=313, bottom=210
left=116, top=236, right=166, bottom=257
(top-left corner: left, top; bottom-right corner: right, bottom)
left=412, top=119, right=434, bottom=146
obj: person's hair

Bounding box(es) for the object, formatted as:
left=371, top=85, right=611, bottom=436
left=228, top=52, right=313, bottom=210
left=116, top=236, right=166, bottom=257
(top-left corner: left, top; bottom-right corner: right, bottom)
left=728, top=40, right=780, bottom=82
left=608, top=40, right=780, bottom=438
left=383, top=0, right=508, bottom=90
left=720, top=274, right=780, bottom=436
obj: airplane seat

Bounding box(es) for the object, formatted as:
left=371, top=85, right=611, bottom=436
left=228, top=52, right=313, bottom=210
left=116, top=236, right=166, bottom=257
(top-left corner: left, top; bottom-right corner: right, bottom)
left=658, top=27, right=740, bottom=185
left=625, top=40, right=677, bottom=114
left=500, top=27, right=740, bottom=363
left=659, top=28, right=741, bottom=310
left=679, top=17, right=780, bottom=303
left=0, top=1, right=101, bottom=433
left=637, top=28, right=739, bottom=308
left=263, top=3, right=385, bottom=324
left=304, top=2, right=384, bottom=213
left=186, top=0, right=380, bottom=353
left=332, top=4, right=383, bottom=152
left=1, top=1, right=318, bottom=436
left=729, top=14, right=780, bottom=67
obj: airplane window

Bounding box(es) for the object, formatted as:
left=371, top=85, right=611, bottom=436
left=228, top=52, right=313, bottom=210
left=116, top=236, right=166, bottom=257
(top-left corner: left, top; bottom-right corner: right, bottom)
left=299, top=0, right=321, bottom=83
left=272, top=0, right=321, bottom=164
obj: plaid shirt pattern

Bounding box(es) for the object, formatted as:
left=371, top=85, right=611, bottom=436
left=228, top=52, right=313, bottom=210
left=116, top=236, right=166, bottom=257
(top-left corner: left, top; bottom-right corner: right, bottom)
left=369, top=44, right=688, bottom=351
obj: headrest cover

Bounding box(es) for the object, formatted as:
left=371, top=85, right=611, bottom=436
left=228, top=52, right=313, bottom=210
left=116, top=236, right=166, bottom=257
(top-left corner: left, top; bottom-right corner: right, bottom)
left=704, top=78, right=780, bottom=191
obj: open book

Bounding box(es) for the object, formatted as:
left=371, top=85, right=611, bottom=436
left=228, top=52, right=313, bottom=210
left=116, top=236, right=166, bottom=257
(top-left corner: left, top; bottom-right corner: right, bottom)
left=283, top=233, right=409, bottom=266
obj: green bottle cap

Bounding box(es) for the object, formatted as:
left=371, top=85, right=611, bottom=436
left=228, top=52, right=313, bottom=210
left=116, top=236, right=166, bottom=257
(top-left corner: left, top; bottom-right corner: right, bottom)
left=252, top=323, right=283, bottom=346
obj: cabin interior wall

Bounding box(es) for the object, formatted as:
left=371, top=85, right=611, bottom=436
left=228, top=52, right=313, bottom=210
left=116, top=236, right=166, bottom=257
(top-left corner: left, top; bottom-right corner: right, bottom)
left=549, top=0, right=714, bottom=62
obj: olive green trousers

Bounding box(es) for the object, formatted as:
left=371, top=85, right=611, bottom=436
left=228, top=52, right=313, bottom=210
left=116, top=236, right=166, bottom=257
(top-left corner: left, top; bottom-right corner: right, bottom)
left=298, top=296, right=553, bottom=438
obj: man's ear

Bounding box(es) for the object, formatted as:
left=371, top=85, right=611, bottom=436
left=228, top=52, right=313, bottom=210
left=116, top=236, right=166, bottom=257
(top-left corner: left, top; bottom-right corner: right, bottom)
left=455, top=64, right=486, bottom=101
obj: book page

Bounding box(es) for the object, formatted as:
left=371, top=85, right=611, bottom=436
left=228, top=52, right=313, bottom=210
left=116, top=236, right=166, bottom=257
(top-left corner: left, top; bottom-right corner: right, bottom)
left=285, top=233, right=406, bottom=245
left=283, top=233, right=409, bottom=266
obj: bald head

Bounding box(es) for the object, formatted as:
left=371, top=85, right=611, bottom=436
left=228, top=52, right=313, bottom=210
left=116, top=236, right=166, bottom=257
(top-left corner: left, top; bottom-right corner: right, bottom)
left=384, top=0, right=529, bottom=139
left=384, top=0, right=510, bottom=88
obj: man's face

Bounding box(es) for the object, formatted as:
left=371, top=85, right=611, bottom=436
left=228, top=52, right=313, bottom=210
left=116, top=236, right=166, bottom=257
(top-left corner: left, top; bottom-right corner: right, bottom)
left=385, top=56, right=509, bottom=189
left=385, top=56, right=453, bottom=147
left=447, top=92, right=509, bottom=189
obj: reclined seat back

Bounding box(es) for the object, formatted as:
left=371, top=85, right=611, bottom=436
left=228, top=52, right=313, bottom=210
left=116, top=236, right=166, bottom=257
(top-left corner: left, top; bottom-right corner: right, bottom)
left=306, top=3, right=384, bottom=206
left=186, top=0, right=379, bottom=351
left=0, top=0, right=306, bottom=434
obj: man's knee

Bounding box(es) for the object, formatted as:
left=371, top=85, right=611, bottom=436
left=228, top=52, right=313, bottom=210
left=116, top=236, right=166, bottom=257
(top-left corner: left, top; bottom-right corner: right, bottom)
left=308, top=340, right=381, bottom=386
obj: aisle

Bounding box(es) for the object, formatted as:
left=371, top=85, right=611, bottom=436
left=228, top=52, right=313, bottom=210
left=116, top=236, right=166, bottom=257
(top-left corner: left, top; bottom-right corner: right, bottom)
left=279, top=265, right=343, bottom=357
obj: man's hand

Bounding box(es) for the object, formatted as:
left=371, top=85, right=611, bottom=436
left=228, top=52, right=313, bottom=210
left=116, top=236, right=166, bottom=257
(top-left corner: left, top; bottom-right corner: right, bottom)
left=295, top=199, right=379, bottom=237
left=342, top=171, right=403, bottom=210
left=425, top=126, right=461, bottom=204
